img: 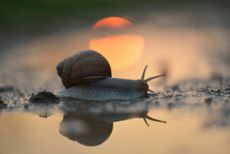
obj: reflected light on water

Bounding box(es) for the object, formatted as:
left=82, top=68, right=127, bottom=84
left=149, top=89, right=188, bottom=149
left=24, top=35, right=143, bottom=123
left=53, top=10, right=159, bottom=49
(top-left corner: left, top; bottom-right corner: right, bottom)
left=0, top=109, right=229, bottom=154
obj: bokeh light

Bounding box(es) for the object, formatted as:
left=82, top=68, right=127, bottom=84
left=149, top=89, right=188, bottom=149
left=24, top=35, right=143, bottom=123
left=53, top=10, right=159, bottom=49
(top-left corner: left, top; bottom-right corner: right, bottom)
left=89, top=16, right=145, bottom=71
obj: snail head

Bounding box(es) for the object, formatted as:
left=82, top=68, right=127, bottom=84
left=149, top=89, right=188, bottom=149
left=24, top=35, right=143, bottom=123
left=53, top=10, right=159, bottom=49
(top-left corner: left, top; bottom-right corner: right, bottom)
left=140, top=65, right=165, bottom=93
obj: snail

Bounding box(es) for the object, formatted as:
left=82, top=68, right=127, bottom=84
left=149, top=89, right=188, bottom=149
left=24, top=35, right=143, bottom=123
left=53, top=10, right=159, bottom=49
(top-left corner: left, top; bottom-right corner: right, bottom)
left=57, top=50, right=164, bottom=101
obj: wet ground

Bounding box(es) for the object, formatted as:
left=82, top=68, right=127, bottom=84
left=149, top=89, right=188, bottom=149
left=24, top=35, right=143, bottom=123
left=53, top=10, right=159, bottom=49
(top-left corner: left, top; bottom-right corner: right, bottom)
left=0, top=73, right=230, bottom=154
left=1, top=75, right=230, bottom=127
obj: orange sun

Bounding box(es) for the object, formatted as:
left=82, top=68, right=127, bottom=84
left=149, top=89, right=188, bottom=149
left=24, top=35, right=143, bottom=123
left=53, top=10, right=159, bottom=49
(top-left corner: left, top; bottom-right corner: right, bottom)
left=93, top=16, right=132, bottom=29
left=89, top=16, right=144, bottom=71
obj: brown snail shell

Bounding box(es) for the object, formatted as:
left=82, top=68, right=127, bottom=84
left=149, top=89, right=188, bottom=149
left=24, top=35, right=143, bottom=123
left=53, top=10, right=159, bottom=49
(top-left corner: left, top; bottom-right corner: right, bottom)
left=56, top=50, right=111, bottom=88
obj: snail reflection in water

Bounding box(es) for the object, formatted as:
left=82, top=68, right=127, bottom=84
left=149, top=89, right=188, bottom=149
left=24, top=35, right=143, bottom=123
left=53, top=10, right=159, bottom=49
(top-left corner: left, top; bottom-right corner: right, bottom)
left=26, top=94, right=166, bottom=146
left=59, top=100, right=166, bottom=146
left=57, top=50, right=164, bottom=101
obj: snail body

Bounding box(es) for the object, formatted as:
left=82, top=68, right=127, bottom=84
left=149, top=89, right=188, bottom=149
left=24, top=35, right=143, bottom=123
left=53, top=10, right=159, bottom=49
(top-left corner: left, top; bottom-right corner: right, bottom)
left=58, top=78, right=148, bottom=101
left=57, top=50, right=164, bottom=101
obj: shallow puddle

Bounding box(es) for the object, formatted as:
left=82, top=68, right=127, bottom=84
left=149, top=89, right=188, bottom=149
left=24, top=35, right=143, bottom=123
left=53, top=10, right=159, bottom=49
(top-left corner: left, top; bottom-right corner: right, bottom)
left=0, top=105, right=230, bottom=154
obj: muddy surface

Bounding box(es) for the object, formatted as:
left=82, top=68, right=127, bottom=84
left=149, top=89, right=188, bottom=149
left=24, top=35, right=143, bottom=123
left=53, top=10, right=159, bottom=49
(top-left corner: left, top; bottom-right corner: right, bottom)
left=0, top=75, right=229, bottom=128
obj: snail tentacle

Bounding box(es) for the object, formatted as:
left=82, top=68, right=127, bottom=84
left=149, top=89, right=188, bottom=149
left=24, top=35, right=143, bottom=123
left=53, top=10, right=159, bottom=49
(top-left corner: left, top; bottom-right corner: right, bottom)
left=143, top=117, right=150, bottom=126
left=148, top=89, right=154, bottom=93
left=141, top=65, right=148, bottom=80
left=145, top=115, right=167, bottom=123
left=144, top=74, right=165, bottom=83
left=143, top=115, right=166, bottom=126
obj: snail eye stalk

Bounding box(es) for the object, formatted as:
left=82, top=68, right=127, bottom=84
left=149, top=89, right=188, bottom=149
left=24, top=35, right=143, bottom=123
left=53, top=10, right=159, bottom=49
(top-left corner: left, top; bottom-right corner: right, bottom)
left=140, top=65, right=165, bottom=82
left=146, top=115, right=167, bottom=123
left=144, top=74, right=165, bottom=83
left=143, top=117, right=150, bottom=126
left=148, top=89, right=154, bottom=93
left=141, top=65, right=148, bottom=80
left=143, top=115, right=167, bottom=126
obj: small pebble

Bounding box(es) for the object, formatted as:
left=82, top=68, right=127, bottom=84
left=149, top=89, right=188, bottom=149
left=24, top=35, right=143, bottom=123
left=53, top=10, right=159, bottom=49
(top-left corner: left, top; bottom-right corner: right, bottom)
left=29, top=91, right=59, bottom=105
